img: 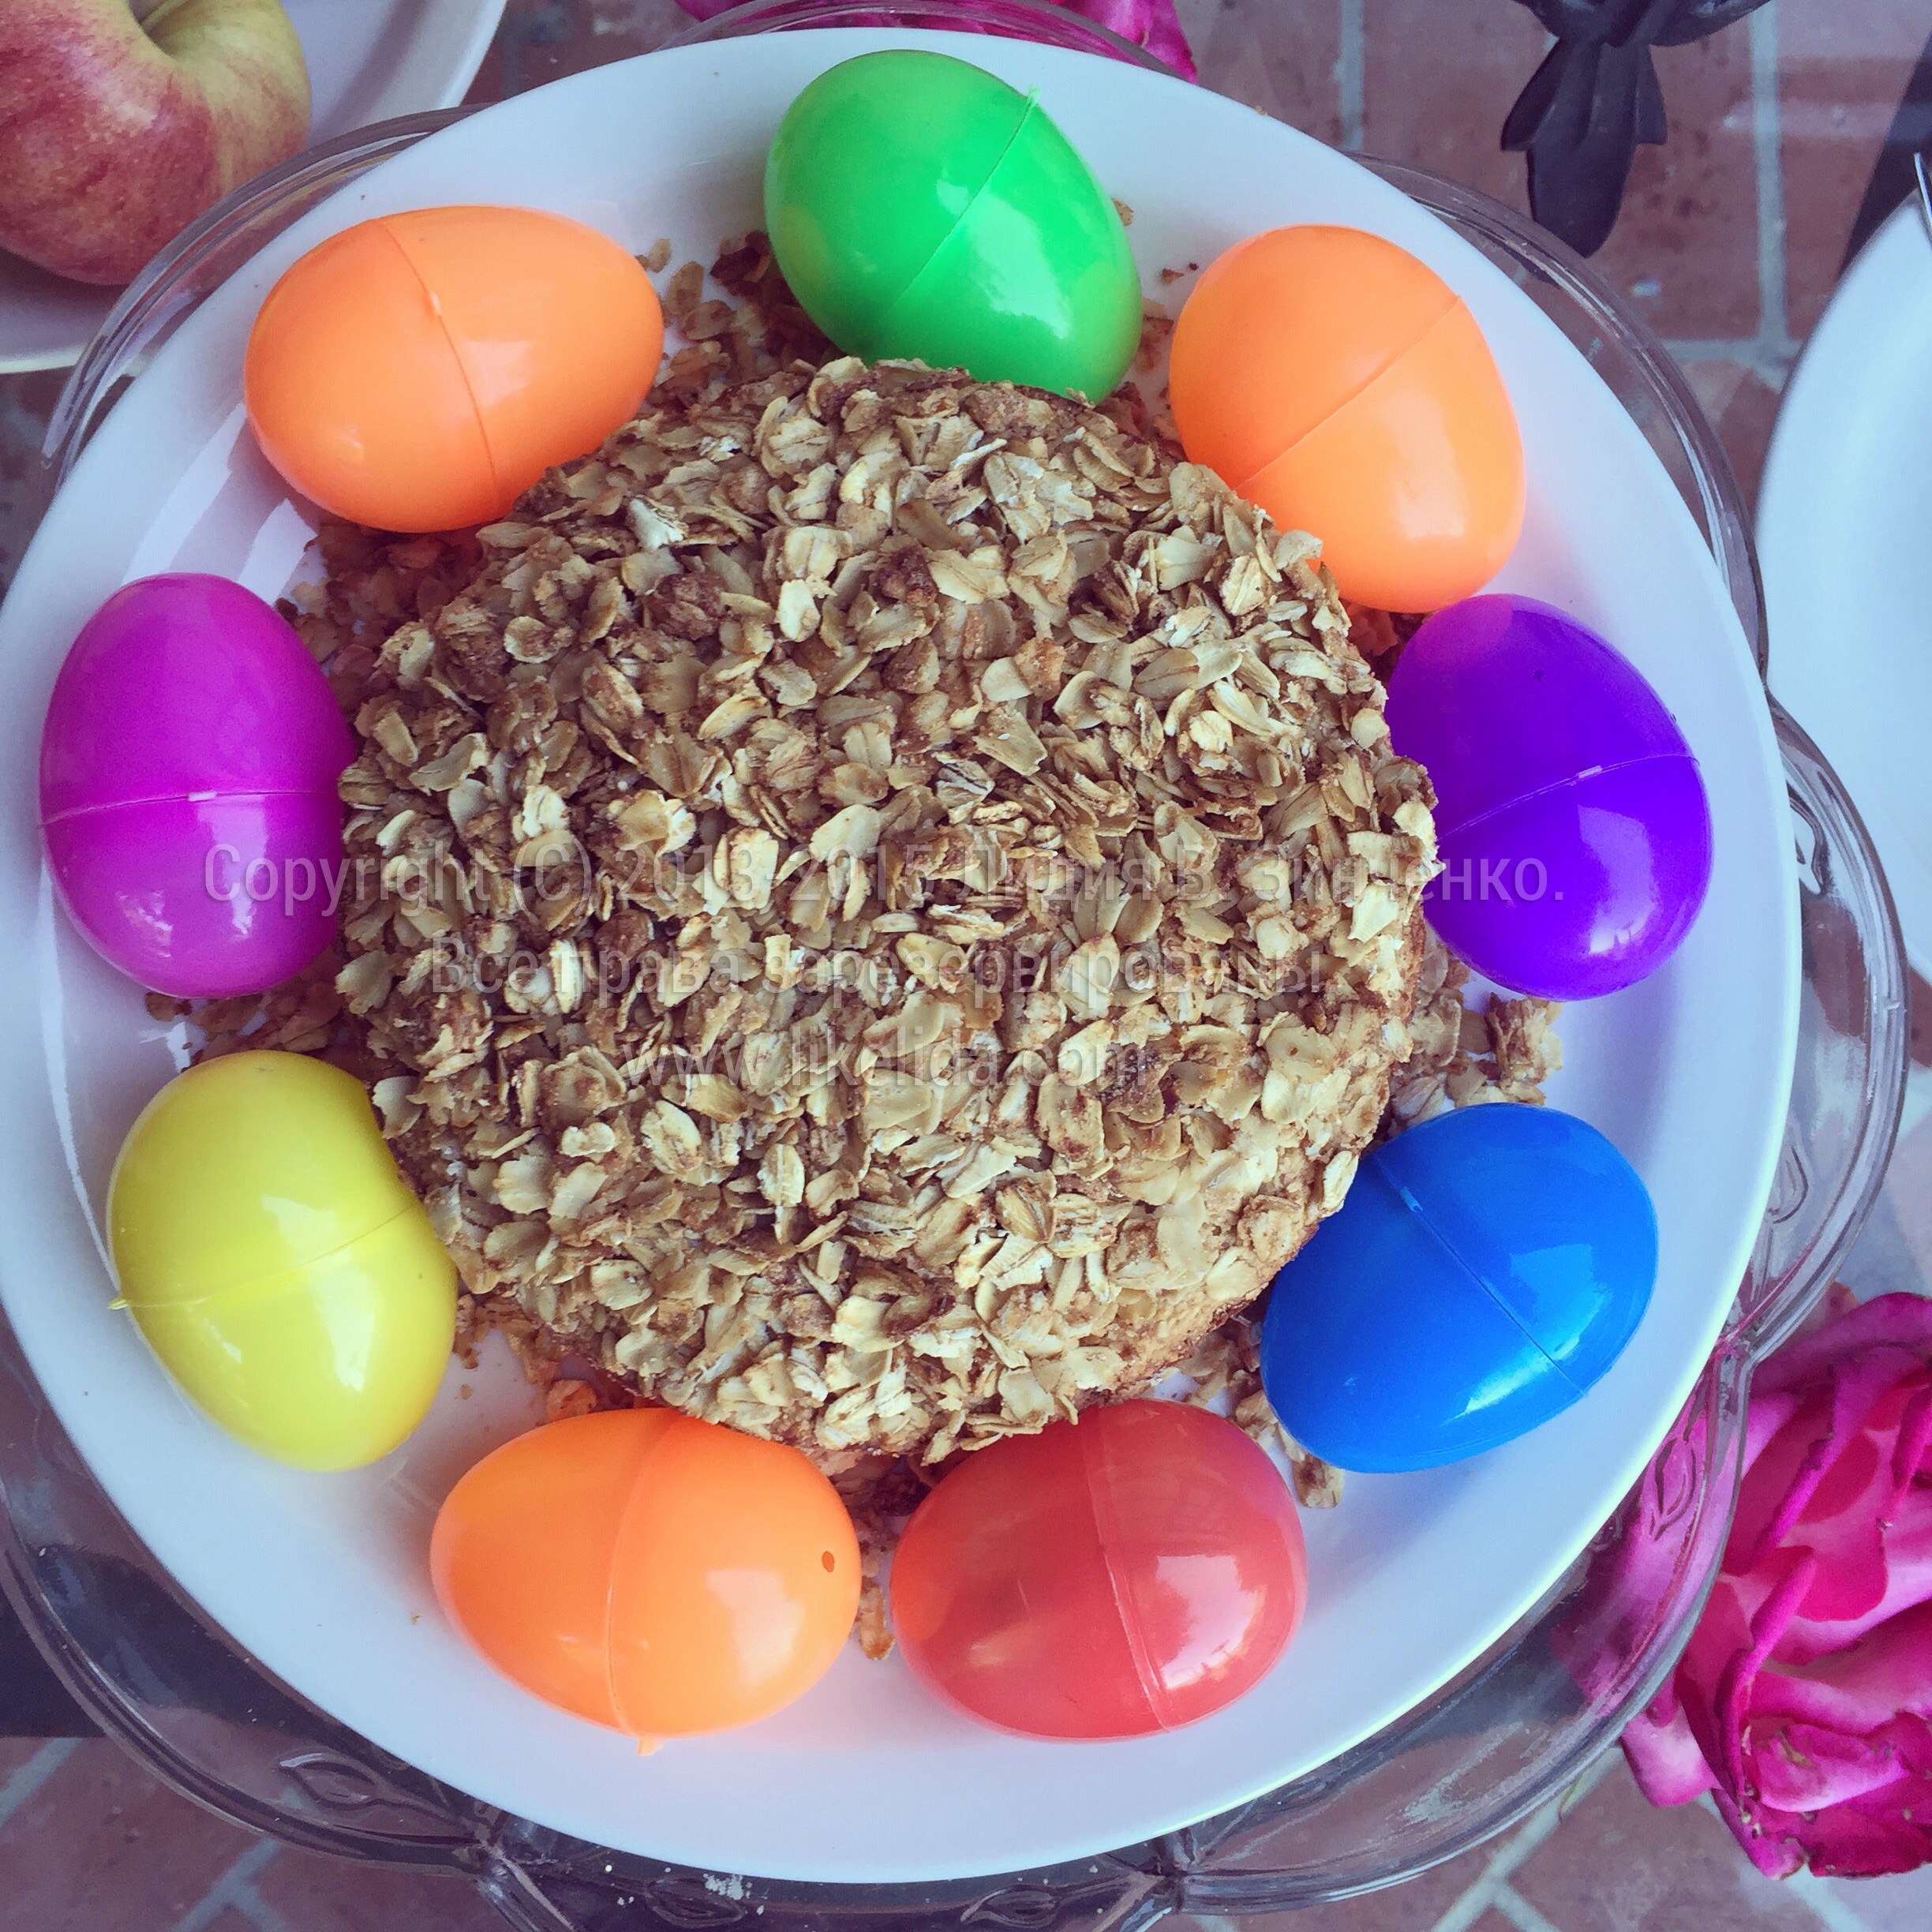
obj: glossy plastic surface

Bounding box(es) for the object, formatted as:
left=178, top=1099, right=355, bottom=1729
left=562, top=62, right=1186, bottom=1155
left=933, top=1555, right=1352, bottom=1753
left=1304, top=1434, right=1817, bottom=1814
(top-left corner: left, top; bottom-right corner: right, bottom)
left=39, top=576, right=350, bottom=811
left=766, top=51, right=1140, bottom=399
left=892, top=1401, right=1305, bottom=1739
left=1388, top=593, right=1715, bottom=998
left=432, top=1409, right=860, bottom=1739
left=109, top=1052, right=457, bottom=1470
left=0, top=33, right=1906, bottom=1922
left=37, top=574, right=352, bottom=998
left=1169, top=225, right=1524, bottom=610
left=1263, top=1107, right=1657, bottom=1473
left=245, top=206, right=664, bottom=531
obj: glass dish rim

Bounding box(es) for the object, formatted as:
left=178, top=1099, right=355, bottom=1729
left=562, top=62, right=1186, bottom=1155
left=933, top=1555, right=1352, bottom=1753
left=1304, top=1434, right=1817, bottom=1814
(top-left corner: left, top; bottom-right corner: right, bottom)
left=6, top=20, right=1910, bottom=1909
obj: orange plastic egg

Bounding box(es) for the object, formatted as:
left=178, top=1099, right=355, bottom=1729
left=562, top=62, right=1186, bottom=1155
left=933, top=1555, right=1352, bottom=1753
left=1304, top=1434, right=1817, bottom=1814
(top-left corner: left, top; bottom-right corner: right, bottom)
left=245, top=205, right=664, bottom=534
left=1169, top=225, right=1525, bottom=612
left=431, top=1409, right=859, bottom=1739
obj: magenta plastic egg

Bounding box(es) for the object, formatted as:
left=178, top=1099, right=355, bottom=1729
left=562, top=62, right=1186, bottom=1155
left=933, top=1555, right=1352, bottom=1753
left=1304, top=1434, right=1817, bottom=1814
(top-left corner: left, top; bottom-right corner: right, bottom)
left=1384, top=594, right=1713, bottom=999
left=39, top=575, right=354, bottom=998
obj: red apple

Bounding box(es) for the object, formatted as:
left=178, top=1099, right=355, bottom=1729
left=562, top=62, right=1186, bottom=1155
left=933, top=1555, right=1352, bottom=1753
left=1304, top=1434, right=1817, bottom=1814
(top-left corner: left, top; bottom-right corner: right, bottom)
left=0, top=0, right=310, bottom=286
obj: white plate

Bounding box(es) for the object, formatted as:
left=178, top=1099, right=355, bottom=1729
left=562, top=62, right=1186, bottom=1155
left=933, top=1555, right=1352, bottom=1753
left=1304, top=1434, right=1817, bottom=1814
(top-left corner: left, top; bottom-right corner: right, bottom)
left=1761, top=197, right=1932, bottom=981
left=0, top=30, right=1799, bottom=1883
left=0, top=0, right=507, bottom=374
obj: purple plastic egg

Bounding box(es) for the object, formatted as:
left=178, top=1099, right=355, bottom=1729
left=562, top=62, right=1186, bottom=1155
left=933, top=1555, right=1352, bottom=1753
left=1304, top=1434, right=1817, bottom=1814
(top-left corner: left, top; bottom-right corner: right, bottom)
left=1384, top=593, right=1713, bottom=1000
left=39, top=574, right=354, bottom=999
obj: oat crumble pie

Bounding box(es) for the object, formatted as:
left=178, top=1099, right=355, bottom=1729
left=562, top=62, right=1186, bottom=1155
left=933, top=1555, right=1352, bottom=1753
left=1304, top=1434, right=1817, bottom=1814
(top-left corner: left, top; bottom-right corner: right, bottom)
left=160, top=237, right=1562, bottom=1657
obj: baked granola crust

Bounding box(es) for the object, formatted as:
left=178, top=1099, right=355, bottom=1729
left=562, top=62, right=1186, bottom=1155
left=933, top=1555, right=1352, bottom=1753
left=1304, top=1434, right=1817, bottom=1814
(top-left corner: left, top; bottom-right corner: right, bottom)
left=332, top=355, right=1439, bottom=1467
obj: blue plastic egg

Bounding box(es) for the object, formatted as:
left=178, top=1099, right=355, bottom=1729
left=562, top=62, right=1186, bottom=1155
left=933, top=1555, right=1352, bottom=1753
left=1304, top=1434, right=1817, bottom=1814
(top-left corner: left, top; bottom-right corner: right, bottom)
left=1260, top=1105, right=1656, bottom=1472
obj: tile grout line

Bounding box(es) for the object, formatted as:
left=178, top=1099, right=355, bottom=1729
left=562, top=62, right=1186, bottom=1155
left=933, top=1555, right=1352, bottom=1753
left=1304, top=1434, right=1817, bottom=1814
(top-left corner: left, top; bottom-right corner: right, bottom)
left=1432, top=1882, right=1507, bottom=1932
left=164, top=1836, right=287, bottom=1932
left=1175, top=1758, right=1619, bottom=1932
left=1692, top=1795, right=1877, bottom=1932
left=1484, top=1747, right=1621, bottom=1878
left=1490, top=1880, right=1567, bottom=1932
left=1652, top=9, right=1799, bottom=391
left=0, top=1736, right=80, bottom=1833
left=1658, top=8, right=1799, bottom=395
left=1787, top=1866, right=1881, bottom=1932
left=1427, top=1750, right=1620, bottom=1932
left=1335, top=0, right=1365, bottom=153
left=1662, top=335, right=1792, bottom=369
left=1745, top=3, right=1801, bottom=380
left=229, top=1865, right=303, bottom=1932
left=1750, top=5, right=1794, bottom=351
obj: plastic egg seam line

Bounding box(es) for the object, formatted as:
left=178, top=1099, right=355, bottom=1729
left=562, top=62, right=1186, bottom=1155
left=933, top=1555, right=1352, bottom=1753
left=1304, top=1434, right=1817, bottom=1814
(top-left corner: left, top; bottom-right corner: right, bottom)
left=1375, top=1163, right=1587, bottom=1395
left=871, top=95, right=1045, bottom=351
left=1229, top=287, right=1458, bottom=501
left=41, top=786, right=339, bottom=826
left=1420, top=751, right=1700, bottom=843
left=113, top=1200, right=424, bottom=1312
left=605, top=1423, right=676, bottom=1741
left=375, top=219, right=507, bottom=503
left=1078, top=1418, right=1174, bottom=1731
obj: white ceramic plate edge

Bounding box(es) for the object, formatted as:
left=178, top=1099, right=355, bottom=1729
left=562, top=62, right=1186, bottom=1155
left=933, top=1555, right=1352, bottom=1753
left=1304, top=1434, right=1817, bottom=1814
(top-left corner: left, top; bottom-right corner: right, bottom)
left=1760, top=196, right=1932, bottom=980
left=0, top=32, right=1799, bottom=1881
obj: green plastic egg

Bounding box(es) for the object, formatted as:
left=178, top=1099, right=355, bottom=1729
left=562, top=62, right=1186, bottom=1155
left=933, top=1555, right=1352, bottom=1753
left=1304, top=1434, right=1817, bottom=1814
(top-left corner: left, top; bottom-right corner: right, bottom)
left=765, top=51, right=1142, bottom=402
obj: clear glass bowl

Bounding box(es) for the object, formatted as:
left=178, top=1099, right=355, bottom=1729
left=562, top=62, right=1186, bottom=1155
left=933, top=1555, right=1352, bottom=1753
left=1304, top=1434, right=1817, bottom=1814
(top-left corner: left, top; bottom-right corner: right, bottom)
left=7, top=6, right=1909, bottom=1922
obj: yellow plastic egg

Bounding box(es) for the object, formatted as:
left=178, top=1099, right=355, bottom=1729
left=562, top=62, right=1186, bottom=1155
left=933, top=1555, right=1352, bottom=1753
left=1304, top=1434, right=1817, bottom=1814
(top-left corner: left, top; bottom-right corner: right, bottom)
left=109, top=1051, right=457, bottom=1470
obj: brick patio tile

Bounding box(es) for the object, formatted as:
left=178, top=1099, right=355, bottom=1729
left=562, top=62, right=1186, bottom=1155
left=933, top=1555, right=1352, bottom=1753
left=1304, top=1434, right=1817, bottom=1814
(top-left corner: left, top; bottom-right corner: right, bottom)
left=1777, top=0, right=1930, bottom=336
left=1821, top=1862, right=1932, bottom=1932
left=1912, top=971, right=1932, bottom=1068
left=0, top=1738, right=50, bottom=1784
left=1676, top=357, right=1784, bottom=511
left=0, top=369, right=61, bottom=593
left=1368, top=6, right=1762, bottom=340
left=200, top=1915, right=256, bottom=1932
left=1180, top=0, right=1344, bottom=144
left=1780, top=0, right=1930, bottom=62
left=1510, top=1758, right=1822, bottom=1932
left=254, top=1845, right=509, bottom=1932
left=462, top=36, right=506, bottom=106
left=485, top=0, right=691, bottom=97
left=1361, top=0, right=1544, bottom=211
left=0, top=1739, right=258, bottom=1932
left=1592, top=27, right=1762, bottom=339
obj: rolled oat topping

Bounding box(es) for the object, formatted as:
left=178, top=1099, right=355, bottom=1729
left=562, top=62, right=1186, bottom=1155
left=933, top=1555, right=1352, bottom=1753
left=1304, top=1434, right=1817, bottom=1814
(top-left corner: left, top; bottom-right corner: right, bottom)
left=327, top=346, right=1439, bottom=1469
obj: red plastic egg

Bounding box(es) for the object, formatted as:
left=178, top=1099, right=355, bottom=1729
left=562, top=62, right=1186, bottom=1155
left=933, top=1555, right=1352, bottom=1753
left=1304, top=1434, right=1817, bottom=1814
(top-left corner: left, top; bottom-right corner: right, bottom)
left=889, top=1400, right=1306, bottom=1739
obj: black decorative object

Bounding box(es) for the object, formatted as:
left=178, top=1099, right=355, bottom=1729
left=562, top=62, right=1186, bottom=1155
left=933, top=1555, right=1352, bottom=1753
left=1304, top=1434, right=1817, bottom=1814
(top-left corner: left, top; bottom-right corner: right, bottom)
left=1503, top=0, right=1771, bottom=256
left=1844, top=23, right=1932, bottom=266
